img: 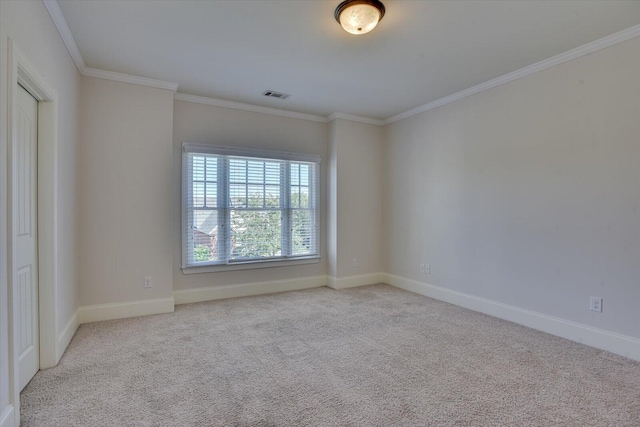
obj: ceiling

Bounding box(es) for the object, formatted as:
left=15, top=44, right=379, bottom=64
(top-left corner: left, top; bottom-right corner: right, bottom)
left=57, top=0, right=640, bottom=120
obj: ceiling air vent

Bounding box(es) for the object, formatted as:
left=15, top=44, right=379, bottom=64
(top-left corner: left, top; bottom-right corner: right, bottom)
left=263, top=90, right=291, bottom=100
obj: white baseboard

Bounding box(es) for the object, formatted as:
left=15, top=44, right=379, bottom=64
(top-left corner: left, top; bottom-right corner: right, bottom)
left=0, top=405, right=15, bottom=427
left=327, top=273, right=385, bottom=290
left=384, top=273, right=640, bottom=362
left=173, top=275, right=327, bottom=305
left=57, top=309, right=79, bottom=361
left=78, top=297, right=175, bottom=324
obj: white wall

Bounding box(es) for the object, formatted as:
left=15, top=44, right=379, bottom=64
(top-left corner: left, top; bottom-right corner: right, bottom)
left=78, top=77, right=174, bottom=306
left=0, top=0, right=81, bottom=423
left=172, top=101, right=328, bottom=290
left=384, top=36, right=640, bottom=339
left=329, top=119, right=384, bottom=280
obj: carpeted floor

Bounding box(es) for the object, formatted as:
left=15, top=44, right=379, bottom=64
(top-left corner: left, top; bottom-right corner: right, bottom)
left=21, top=284, right=640, bottom=426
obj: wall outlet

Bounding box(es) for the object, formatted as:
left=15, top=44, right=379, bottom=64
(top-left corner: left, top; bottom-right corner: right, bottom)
left=420, top=264, right=431, bottom=274
left=352, top=258, right=358, bottom=267
left=590, top=296, right=602, bottom=312
left=144, top=276, right=153, bottom=289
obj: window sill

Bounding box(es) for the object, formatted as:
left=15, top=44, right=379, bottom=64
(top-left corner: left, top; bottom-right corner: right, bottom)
left=181, top=256, right=321, bottom=275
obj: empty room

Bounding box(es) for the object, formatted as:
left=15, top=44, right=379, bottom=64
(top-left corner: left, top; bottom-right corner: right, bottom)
left=1, top=0, right=640, bottom=425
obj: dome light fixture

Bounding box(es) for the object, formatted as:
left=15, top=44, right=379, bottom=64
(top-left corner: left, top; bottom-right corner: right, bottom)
left=334, top=0, right=386, bottom=35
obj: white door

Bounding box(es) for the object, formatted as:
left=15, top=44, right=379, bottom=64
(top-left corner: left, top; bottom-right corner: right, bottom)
left=15, top=84, right=39, bottom=391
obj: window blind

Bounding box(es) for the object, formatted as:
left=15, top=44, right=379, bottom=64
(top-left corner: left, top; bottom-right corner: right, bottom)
left=182, top=144, right=319, bottom=268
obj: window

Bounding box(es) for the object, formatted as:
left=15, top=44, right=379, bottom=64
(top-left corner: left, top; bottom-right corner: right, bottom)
left=182, top=143, right=320, bottom=269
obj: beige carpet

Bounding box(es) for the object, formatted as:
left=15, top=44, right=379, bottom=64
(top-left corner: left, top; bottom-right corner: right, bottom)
left=21, top=284, right=640, bottom=426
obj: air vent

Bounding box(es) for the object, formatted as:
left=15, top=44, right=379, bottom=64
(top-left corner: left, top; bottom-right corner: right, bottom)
left=263, top=90, right=291, bottom=100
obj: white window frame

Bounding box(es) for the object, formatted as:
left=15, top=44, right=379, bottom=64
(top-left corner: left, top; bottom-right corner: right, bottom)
left=182, top=143, right=321, bottom=273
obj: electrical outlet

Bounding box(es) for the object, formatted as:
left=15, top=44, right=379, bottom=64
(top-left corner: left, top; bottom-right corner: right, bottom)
left=144, top=276, right=153, bottom=289
left=420, top=263, right=425, bottom=273
left=425, top=264, right=431, bottom=275
left=352, top=258, right=358, bottom=267
left=590, top=296, right=602, bottom=312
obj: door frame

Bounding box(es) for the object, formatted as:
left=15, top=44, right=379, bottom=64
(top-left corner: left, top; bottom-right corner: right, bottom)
left=6, top=38, right=58, bottom=425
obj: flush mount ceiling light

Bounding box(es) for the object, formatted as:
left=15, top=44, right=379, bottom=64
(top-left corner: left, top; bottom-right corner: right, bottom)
left=334, top=0, right=385, bottom=35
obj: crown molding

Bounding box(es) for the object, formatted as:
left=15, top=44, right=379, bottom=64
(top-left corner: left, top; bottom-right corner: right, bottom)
left=327, top=112, right=385, bottom=126
left=175, top=93, right=329, bottom=123
left=83, top=67, right=179, bottom=92
left=175, top=93, right=387, bottom=125
left=42, top=0, right=86, bottom=72
left=384, top=23, right=640, bottom=125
